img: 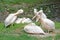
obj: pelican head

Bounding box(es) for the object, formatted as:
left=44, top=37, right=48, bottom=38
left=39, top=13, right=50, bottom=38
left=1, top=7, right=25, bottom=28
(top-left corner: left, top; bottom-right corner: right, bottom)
left=34, top=8, right=37, bottom=14
left=38, top=9, right=44, bottom=16
left=16, top=9, right=24, bottom=14
left=38, top=9, right=43, bottom=13
left=15, top=9, right=24, bottom=16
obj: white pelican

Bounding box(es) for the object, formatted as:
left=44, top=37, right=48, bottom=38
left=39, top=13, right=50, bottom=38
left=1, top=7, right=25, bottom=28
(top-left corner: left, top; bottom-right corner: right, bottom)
left=15, top=17, right=32, bottom=24
left=38, top=10, right=55, bottom=33
left=32, top=9, right=55, bottom=33
left=32, top=9, right=47, bottom=22
left=32, top=8, right=40, bottom=22
left=15, top=17, right=25, bottom=24
left=24, top=23, right=45, bottom=35
left=22, top=18, right=32, bottom=23
left=4, top=9, right=24, bottom=27
left=34, top=8, right=37, bottom=14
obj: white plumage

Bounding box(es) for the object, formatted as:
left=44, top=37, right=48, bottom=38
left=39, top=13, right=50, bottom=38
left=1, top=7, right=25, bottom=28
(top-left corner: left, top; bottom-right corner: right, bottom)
left=15, top=18, right=24, bottom=24
left=32, top=9, right=40, bottom=22
left=22, top=18, right=32, bottom=23
left=4, top=9, right=24, bottom=27
left=34, top=8, right=37, bottom=14
left=24, top=23, right=45, bottom=34
left=4, top=14, right=17, bottom=27
left=40, top=18, right=55, bottom=31
left=33, top=9, right=55, bottom=33
left=38, top=10, right=47, bottom=19
left=15, top=18, right=32, bottom=24
left=32, top=9, right=47, bottom=22
left=38, top=10, right=55, bottom=33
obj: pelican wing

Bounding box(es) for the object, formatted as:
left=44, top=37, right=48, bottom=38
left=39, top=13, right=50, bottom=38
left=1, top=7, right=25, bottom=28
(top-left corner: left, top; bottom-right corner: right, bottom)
left=44, top=19, right=55, bottom=29
left=4, top=14, right=17, bottom=26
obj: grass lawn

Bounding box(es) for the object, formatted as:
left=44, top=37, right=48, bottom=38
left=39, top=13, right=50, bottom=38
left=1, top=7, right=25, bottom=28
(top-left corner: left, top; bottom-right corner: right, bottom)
left=0, top=22, right=60, bottom=40
left=0, top=0, right=60, bottom=40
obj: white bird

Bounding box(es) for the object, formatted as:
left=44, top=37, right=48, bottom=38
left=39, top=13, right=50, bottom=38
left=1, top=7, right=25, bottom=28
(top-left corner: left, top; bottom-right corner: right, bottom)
left=33, top=9, right=55, bottom=40
left=24, top=23, right=45, bottom=35
left=33, top=9, right=55, bottom=33
left=38, top=10, right=55, bottom=33
left=32, top=8, right=40, bottom=22
left=22, top=18, right=32, bottom=23
left=15, top=18, right=32, bottom=24
left=15, top=18, right=25, bottom=24
left=4, top=9, right=24, bottom=27
left=34, top=8, right=37, bottom=14
left=32, top=9, right=47, bottom=22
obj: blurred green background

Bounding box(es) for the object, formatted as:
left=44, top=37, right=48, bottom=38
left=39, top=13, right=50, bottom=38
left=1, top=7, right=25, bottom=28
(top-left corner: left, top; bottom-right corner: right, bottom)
left=0, top=0, right=60, bottom=22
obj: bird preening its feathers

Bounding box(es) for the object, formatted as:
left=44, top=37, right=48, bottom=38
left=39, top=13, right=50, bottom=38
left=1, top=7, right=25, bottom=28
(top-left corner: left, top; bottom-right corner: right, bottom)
left=4, top=9, right=24, bottom=28
left=32, top=9, right=47, bottom=22
left=15, top=9, right=24, bottom=16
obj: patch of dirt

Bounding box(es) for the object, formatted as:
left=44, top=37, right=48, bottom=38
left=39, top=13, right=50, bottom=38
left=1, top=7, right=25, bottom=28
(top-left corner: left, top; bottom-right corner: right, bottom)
left=55, top=29, right=60, bottom=34
left=28, top=33, right=56, bottom=38
left=13, top=27, right=24, bottom=34
left=5, top=28, right=60, bottom=37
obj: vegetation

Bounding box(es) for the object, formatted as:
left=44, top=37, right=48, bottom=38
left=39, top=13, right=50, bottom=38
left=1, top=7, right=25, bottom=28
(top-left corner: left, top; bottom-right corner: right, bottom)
left=0, top=0, right=60, bottom=22
left=0, top=0, right=60, bottom=40
left=0, top=22, right=60, bottom=40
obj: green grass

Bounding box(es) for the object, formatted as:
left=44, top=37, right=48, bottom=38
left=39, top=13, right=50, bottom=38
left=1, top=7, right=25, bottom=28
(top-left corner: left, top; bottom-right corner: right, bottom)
left=0, top=22, right=60, bottom=40
left=0, top=33, right=38, bottom=40
left=0, top=0, right=59, bottom=40
left=0, top=0, right=48, bottom=4
left=0, top=0, right=50, bottom=13
left=55, top=22, right=60, bottom=29
left=0, top=23, right=38, bottom=40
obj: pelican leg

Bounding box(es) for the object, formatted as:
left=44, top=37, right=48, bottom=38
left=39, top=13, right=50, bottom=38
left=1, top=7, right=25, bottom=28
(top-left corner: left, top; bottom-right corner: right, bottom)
left=11, top=23, right=14, bottom=27
left=52, top=33, right=55, bottom=40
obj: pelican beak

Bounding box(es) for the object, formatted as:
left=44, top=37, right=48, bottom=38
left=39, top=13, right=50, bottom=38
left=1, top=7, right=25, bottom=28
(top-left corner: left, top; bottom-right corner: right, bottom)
left=15, top=13, right=19, bottom=16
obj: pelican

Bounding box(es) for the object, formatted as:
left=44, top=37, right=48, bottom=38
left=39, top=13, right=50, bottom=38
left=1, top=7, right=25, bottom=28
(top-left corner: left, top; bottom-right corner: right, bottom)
left=38, top=10, right=55, bottom=33
left=34, top=8, right=37, bottom=14
left=22, top=18, right=32, bottom=23
left=15, top=17, right=32, bottom=24
left=15, top=17, right=25, bottom=24
left=4, top=9, right=24, bottom=28
left=32, top=8, right=40, bottom=22
left=38, top=10, right=55, bottom=40
left=32, top=9, right=47, bottom=22
left=24, top=23, right=45, bottom=35
left=32, top=9, right=55, bottom=33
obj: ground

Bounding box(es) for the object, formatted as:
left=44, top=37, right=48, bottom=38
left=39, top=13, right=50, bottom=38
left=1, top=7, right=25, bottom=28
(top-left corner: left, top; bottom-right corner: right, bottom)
left=0, top=22, right=60, bottom=40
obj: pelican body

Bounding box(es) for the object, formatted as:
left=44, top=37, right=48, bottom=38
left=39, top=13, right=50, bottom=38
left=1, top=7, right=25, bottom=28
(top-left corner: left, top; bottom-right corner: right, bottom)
left=4, top=14, right=17, bottom=27
left=38, top=10, right=55, bottom=33
left=15, top=18, right=32, bottom=24
left=24, top=23, right=45, bottom=35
